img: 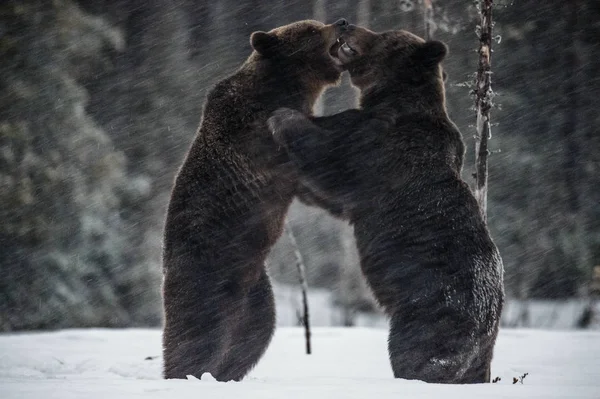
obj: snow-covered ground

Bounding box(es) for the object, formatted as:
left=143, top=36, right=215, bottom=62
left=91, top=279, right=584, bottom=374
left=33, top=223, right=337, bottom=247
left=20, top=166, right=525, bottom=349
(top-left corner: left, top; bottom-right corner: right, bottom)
left=274, top=284, right=600, bottom=329
left=1, top=327, right=598, bottom=398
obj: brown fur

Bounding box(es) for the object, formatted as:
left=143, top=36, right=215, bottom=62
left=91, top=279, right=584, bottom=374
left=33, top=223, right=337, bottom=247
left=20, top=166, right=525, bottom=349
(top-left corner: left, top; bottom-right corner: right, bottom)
left=162, top=19, right=346, bottom=381
left=269, top=26, right=504, bottom=384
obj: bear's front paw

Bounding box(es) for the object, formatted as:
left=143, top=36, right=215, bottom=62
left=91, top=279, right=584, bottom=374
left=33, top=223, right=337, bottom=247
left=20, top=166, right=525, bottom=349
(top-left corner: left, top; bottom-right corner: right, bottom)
left=268, top=108, right=307, bottom=145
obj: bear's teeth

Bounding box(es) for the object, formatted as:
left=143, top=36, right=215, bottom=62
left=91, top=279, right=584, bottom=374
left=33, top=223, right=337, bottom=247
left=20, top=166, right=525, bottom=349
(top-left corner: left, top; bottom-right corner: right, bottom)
left=341, top=43, right=357, bottom=55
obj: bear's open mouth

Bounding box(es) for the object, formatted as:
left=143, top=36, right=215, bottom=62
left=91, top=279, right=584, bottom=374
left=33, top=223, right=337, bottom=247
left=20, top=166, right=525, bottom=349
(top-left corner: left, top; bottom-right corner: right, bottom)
left=329, top=37, right=345, bottom=59
left=329, top=37, right=358, bottom=66
left=340, top=42, right=357, bottom=57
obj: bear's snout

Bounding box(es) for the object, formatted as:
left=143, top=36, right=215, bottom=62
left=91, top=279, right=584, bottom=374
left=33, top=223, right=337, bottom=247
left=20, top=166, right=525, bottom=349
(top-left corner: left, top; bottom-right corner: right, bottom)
left=335, top=19, right=348, bottom=28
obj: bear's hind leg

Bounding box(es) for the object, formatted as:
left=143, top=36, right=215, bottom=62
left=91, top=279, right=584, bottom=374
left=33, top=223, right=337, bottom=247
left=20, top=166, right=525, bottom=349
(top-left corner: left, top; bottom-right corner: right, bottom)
left=213, top=269, right=276, bottom=381
left=162, top=309, right=228, bottom=379
left=458, top=342, right=495, bottom=383
left=387, top=311, right=485, bottom=384
left=162, top=272, right=229, bottom=379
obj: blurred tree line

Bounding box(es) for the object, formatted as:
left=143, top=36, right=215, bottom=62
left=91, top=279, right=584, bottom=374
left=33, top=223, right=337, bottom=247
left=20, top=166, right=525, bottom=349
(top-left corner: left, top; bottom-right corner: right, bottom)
left=0, top=0, right=598, bottom=331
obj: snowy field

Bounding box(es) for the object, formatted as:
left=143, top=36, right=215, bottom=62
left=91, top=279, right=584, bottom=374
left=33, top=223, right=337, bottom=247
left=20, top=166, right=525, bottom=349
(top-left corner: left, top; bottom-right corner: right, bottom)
left=1, top=327, right=599, bottom=398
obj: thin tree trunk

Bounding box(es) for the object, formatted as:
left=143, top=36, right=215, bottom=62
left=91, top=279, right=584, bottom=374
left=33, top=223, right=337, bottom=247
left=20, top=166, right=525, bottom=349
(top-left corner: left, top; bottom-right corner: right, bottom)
left=474, top=0, right=494, bottom=221
left=285, top=220, right=311, bottom=354
left=340, top=225, right=356, bottom=327
left=313, top=0, right=327, bottom=116
left=563, top=0, right=590, bottom=325
left=562, top=0, right=580, bottom=215
left=357, top=0, right=370, bottom=27
left=423, top=0, right=434, bottom=40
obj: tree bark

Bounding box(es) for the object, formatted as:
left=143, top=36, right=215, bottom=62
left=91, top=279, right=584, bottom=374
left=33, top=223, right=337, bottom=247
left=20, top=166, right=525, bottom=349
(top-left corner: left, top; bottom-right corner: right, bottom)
left=313, top=0, right=327, bottom=116
left=423, top=0, right=434, bottom=40
left=474, top=0, right=494, bottom=221
left=285, top=220, right=312, bottom=354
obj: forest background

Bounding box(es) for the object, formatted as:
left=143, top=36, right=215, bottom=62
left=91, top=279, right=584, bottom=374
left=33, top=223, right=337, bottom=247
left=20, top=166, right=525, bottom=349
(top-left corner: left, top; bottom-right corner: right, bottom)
left=1, top=0, right=598, bottom=331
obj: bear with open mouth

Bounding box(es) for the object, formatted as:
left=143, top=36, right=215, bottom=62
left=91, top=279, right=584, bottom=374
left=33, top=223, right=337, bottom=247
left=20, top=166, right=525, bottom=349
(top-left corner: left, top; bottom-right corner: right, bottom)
left=162, top=18, right=348, bottom=382
left=269, top=24, right=504, bottom=384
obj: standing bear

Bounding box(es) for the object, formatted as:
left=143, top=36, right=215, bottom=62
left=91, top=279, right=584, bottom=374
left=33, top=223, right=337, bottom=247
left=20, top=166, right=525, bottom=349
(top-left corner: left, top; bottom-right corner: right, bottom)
left=162, top=19, right=348, bottom=382
left=268, top=25, right=504, bottom=384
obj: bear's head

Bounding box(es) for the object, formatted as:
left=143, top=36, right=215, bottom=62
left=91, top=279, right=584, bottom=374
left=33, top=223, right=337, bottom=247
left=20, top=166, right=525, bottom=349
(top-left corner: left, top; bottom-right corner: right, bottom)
left=250, top=19, right=348, bottom=88
left=335, top=25, right=447, bottom=91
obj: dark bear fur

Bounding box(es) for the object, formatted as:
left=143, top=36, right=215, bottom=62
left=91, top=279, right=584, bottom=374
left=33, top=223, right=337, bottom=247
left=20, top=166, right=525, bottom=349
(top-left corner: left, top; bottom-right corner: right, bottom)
left=268, top=26, right=504, bottom=384
left=162, top=19, right=347, bottom=381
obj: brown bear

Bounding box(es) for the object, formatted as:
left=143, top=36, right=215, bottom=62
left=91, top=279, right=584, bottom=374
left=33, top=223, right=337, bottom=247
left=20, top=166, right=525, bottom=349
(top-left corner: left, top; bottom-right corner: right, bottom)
left=268, top=25, right=504, bottom=384
left=162, top=19, right=348, bottom=382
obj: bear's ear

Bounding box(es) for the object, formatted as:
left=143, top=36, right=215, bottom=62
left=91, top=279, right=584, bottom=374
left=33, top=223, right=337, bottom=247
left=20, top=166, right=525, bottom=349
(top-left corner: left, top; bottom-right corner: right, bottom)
left=250, top=31, right=280, bottom=57
left=412, top=40, right=448, bottom=67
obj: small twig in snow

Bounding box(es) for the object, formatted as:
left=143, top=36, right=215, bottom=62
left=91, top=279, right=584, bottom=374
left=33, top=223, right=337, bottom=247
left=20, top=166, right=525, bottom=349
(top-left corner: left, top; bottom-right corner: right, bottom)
left=285, top=219, right=311, bottom=355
